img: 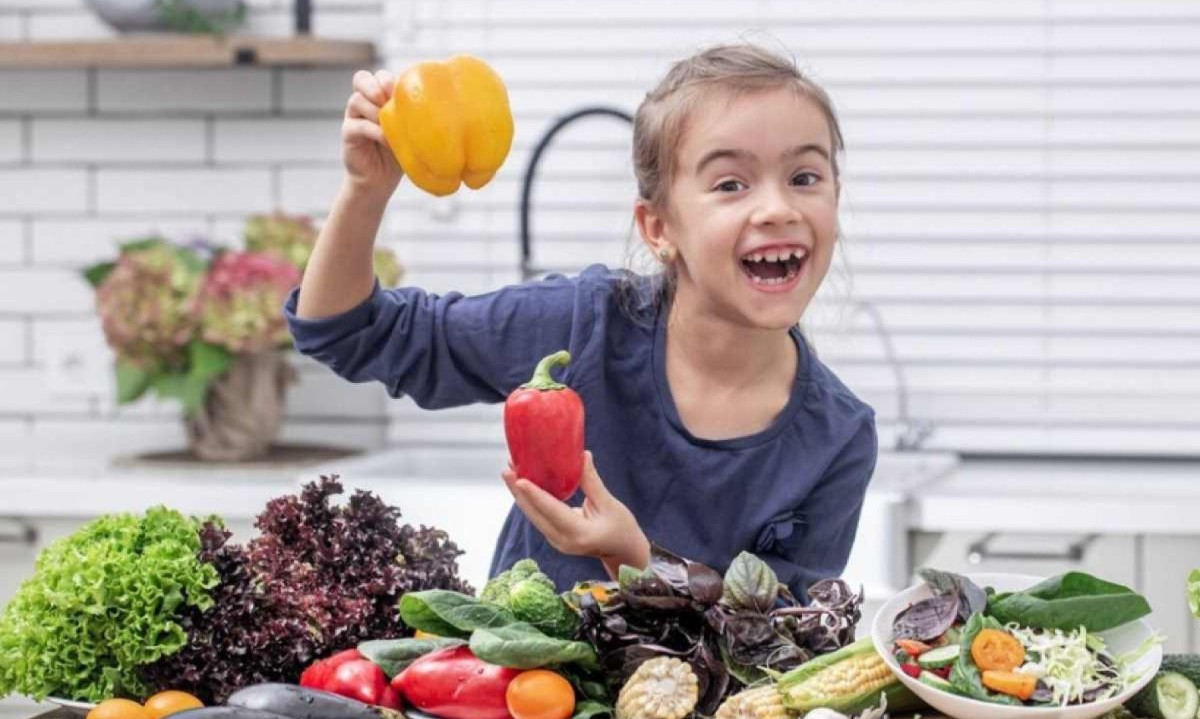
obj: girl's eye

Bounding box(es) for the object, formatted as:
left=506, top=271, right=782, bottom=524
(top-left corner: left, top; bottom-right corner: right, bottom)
left=714, top=179, right=745, bottom=192
left=792, top=172, right=821, bottom=187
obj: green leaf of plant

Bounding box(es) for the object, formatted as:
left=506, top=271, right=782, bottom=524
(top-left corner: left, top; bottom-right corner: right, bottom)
left=469, top=622, right=599, bottom=670
left=119, top=236, right=166, bottom=254
left=358, top=637, right=467, bottom=678
left=83, top=262, right=116, bottom=289
left=570, top=701, right=614, bottom=719
left=153, top=373, right=209, bottom=415
left=723, top=551, right=778, bottom=613
left=188, top=341, right=231, bottom=382
left=949, top=612, right=1023, bottom=706
left=398, top=590, right=516, bottom=639
left=986, top=572, right=1151, bottom=632
left=115, top=360, right=152, bottom=404
left=1188, top=569, right=1200, bottom=618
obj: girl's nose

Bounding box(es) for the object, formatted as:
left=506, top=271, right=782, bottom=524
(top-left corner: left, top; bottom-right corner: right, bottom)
left=749, top=184, right=802, bottom=226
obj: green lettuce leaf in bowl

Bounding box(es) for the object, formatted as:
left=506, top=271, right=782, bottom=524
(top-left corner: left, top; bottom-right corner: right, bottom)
left=0, top=507, right=219, bottom=702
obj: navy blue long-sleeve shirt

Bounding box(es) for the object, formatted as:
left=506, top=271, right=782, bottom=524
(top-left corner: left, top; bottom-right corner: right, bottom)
left=283, top=265, right=877, bottom=598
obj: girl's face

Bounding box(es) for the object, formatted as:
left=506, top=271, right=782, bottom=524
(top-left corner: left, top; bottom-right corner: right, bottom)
left=643, top=86, right=840, bottom=331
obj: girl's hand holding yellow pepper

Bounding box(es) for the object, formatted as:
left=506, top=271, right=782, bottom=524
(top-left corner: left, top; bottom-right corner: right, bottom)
left=342, top=68, right=404, bottom=197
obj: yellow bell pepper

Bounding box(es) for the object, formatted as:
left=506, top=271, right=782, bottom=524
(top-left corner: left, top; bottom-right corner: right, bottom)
left=379, top=54, right=514, bottom=197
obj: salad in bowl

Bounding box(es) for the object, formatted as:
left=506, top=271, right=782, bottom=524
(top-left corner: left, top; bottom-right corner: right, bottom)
left=871, top=570, right=1163, bottom=719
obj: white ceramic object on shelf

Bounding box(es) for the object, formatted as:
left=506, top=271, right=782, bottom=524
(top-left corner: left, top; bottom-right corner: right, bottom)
left=85, top=0, right=243, bottom=33
left=871, top=573, right=1162, bottom=719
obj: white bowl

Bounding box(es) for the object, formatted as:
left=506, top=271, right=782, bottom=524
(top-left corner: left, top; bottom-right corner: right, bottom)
left=871, top=573, right=1163, bottom=719
left=46, top=697, right=96, bottom=717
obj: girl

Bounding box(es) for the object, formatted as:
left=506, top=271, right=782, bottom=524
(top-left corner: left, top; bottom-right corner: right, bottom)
left=285, top=43, right=876, bottom=599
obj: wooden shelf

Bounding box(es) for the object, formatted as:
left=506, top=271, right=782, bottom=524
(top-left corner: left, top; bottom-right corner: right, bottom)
left=0, top=36, right=376, bottom=69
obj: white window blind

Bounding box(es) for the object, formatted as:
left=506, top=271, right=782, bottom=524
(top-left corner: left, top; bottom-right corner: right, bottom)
left=383, top=0, right=1200, bottom=457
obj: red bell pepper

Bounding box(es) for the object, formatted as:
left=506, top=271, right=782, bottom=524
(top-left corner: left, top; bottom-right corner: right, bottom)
left=504, top=350, right=585, bottom=501
left=300, top=648, right=400, bottom=710
left=391, top=645, right=520, bottom=719
left=300, top=648, right=363, bottom=690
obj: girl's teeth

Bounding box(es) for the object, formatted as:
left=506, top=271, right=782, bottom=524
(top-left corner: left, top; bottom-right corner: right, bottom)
left=765, top=250, right=780, bottom=262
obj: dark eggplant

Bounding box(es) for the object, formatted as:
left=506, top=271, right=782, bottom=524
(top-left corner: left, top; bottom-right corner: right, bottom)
left=170, top=708, right=295, bottom=719
left=226, top=684, right=404, bottom=719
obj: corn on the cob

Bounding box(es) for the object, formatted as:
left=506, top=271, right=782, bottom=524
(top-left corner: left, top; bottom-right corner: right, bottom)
left=775, top=637, right=923, bottom=716
left=615, top=656, right=700, bottom=719
left=715, top=684, right=790, bottom=719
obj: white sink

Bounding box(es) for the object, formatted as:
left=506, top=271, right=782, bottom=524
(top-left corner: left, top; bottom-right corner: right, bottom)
left=303, top=447, right=959, bottom=597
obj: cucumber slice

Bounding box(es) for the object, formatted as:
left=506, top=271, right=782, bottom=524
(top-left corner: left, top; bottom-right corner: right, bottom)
left=919, top=670, right=956, bottom=694
left=1148, top=671, right=1199, bottom=719
left=918, top=644, right=961, bottom=669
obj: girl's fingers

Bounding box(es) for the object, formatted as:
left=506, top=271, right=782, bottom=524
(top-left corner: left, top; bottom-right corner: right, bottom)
left=375, top=69, right=396, bottom=99
left=578, top=451, right=614, bottom=505
left=513, top=479, right=586, bottom=540
left=352, top=69, right=386, bottom=105
left=343, top=118, right=385, bottom=145
left=347, top=92, right=380, bottom=122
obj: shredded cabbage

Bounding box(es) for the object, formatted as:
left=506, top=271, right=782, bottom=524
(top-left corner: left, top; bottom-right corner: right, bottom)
left=1007, top=623, right=1123, bottom=706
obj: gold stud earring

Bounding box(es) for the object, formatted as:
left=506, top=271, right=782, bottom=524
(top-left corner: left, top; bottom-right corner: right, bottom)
left=659, top=247, right=671, bottom=261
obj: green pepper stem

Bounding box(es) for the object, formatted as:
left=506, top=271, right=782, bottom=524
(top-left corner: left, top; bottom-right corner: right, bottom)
left=521, top=350, right=571, bottom=391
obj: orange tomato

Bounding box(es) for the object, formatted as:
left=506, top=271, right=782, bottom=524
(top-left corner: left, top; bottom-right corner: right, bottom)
left=505, top=670, right=575, bottom=719
left=87, top=699, right=151, bottom=719
left=143, top=691, right=204, bottom=719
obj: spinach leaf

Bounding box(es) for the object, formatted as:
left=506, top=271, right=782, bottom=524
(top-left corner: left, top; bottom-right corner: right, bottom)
left=986, top=572, right=1151, bottom=632
left=399, top=590, right=516, bottom=638
left=357, top=637, right=467, bottom=677
left=571, top=700, right=613, bottom=719
left=949, top=612, right=1023, bottom=706
left=470, top=622, right=600, bottom=670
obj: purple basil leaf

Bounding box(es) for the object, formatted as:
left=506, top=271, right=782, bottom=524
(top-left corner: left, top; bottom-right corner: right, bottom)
left=892, top=593, right=961, bottom=642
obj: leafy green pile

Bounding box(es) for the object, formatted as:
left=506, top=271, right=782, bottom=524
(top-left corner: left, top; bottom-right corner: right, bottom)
left=0, top=507, right=218, bottom=702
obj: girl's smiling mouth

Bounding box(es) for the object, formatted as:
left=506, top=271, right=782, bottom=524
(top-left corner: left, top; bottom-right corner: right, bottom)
left=738, top=245, right=809, bottom=291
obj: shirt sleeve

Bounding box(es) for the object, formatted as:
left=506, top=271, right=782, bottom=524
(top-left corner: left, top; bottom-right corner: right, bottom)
left=757, top=415, right=878, bottom=601
left=282, top=271, right=601, bottom=409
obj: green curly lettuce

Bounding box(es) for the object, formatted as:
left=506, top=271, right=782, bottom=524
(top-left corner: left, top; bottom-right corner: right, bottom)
left=0, top=507, right=219, bottom=702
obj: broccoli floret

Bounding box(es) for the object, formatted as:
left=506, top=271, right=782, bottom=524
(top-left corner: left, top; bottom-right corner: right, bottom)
left=480, top=558, right=543, bottom=604
left=510, top=578, right=579, bottom=639
left=480, top=559, right=578, bottom=638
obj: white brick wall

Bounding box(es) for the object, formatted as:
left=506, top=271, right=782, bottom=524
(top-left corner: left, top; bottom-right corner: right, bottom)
left=0, top=1, right=393, bottom=461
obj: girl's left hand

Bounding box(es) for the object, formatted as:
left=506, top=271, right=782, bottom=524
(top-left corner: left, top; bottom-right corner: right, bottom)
left=502, top=451, right=650, bottom=578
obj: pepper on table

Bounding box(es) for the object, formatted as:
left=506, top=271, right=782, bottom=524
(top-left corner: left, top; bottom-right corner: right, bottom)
left=299, top=648, right=400, bottom=710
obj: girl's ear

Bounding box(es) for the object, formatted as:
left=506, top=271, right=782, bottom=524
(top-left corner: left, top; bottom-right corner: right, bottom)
left=634, top=199, right=668, bottom=256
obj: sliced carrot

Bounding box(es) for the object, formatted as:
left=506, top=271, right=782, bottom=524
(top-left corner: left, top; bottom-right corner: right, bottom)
left=971, top=628, right=1025, bottom=671
left=981, top=670, right=1037, bottom=701
left=896, top=639, right=933, bottom=658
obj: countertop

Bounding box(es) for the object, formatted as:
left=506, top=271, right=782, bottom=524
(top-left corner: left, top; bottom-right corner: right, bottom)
left=0, top=443, right=357, bottom=519
left=6, top=447, right=1200, bottom=537
left=909, top=455, right=1200, bottom=534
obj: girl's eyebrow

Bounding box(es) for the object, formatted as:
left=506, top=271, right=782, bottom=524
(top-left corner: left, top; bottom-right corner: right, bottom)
left=694, top=144, right=831, bottom=176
